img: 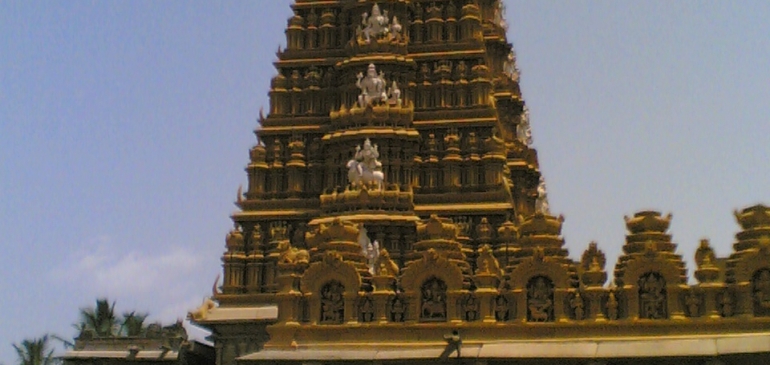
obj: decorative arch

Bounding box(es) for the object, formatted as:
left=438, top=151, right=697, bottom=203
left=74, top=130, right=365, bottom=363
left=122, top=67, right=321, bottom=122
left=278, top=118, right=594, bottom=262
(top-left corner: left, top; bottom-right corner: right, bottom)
left=300, top=251, right=361, bottom=295
left=400, top=250, right=464, bottom=293
left=732, top=248, right=770, bottom=284
left=622, top=254, right=683, bottom=288
left=507, top=257, right=571, bottom=290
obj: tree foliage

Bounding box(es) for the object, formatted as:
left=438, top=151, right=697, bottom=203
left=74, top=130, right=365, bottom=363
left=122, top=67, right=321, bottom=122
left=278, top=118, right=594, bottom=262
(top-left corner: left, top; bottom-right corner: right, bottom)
left=12, top=335, right=57, bottom=365
left=75, top=298, right=149, bottom=337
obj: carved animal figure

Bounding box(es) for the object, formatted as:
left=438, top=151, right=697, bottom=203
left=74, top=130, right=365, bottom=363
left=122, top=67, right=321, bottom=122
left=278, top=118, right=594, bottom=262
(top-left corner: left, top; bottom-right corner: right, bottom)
left=277, top=240, right=309, bottom=265
left=188, top=297, right=216, bottom=321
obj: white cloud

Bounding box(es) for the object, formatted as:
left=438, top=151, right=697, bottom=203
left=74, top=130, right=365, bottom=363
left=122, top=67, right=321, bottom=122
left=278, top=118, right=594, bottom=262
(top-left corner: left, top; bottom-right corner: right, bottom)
left=54, top=239, right=202, bottom=298
left=50, top=234, right=214, bottom=340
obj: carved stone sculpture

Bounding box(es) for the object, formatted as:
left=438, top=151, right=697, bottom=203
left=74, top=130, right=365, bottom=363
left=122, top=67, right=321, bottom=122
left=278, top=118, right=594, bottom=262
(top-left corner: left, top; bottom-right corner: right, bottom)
left=391, top=296, right=406, bottom=322
left=359, top=4, right=394, bottom=43
left=346, top=138, right=385, bottom=189
left=421, top=278, right=448, bottom=321
left=535, top=176, right=550, bottom=215
left=503, top=50, right=519, bottom=81
left=374, top=248, right=399, bottom=277
left=753, top=269, right=770, bottom=315
left=188, top=297, right=216, bottom=321
left=571, top=292, right=585, bottom=320
left=356, top=64, right=388, bottom=107
left=277, top=240, right=310, bottom=265
left=359, top=296, right=374, bottom=322
left=686, top=290, right=701, bottom=317
left=607, top=290, right=619, bottom=320
left=639, top=272, right=667, bottom=319
left=320, top=281, right=345, bottom=324
left=527, top=276, right=554, bottom=322
left=461, top=294, right=479, bottom=321
left=517, top=107, right=533, bottom=146
left=475, top=244, right=502, bottom=277
left=494, top=295, right=509, bottom=321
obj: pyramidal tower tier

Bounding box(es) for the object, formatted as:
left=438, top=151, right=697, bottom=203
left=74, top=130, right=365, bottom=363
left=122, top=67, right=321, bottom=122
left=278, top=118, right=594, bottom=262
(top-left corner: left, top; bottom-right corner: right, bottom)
left=227, top=0, right=544, bottom=299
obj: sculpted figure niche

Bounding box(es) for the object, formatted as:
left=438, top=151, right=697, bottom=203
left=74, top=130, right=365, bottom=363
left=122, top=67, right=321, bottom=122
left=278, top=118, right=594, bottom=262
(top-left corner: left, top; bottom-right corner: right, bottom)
left=753, top=269, right=770, bottom=316
left=527, top=276, right=554, bottom=322
left=346, top=138, right=385, bottom=189
left=320, top=281, right=345, bottom=324
left=638, top=272, right=667, bottom=319
left=535, top=176, right=550, bottom=215
left=356, top=63, right=401, bottom=108
left=421, top=278, right=448, bottom=321
left=357, top=3, right=403, bottom=44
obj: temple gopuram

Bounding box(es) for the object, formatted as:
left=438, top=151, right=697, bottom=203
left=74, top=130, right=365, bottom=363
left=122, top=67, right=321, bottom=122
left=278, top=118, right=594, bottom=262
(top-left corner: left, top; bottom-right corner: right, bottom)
left=181, top=1, right=770, bottom=365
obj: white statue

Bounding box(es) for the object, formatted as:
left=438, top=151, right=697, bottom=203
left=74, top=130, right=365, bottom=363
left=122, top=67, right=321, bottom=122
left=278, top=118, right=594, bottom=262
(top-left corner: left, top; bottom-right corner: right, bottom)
left=356, top=63, right=388, bottom=107
left=535, top=176, right=550, bottom=215
left=361, top=4, right=389, bottom=43
left=503, top=50, right=519, bottom=82
left=494, top=0, right=508, bottom=31
left=357, top=225, right=380, bottom=275
left=516, top=107, right=532, bottom=146
left=388, top=80, right=401, bottom=106
left=390, top=16, right=402, bottom=40
left=346, top=138, right=385, bottom=189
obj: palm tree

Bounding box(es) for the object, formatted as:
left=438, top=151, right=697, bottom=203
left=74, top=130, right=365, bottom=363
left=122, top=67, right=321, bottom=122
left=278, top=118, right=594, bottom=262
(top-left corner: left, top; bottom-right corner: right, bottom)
left=12, top=335, right=57, bottom=365
left=77, top=298, right=118, bottom=337
left=119, top=311, right=149, bottom=336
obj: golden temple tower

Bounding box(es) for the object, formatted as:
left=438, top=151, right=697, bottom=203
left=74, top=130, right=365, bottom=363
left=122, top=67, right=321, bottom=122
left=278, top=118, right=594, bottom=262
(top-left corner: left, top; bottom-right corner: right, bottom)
left=188, top=1, right=770, bottom=364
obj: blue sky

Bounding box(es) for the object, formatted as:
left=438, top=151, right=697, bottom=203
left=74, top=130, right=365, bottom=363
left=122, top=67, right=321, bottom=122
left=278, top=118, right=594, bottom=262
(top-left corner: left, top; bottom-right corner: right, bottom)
left=1, top=1, right=769, bottom=362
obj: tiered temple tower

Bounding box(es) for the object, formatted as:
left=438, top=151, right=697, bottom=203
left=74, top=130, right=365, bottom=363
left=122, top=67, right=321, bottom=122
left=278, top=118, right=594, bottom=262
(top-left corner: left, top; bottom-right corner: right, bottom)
left=189, top=2, right=770, bottom=365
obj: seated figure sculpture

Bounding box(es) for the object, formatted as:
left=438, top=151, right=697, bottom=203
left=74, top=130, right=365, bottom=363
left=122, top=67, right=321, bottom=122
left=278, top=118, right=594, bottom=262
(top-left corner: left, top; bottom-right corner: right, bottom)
left=346, top=138, right=385, bottom=189
left=357, top=64, right=388, bottom=107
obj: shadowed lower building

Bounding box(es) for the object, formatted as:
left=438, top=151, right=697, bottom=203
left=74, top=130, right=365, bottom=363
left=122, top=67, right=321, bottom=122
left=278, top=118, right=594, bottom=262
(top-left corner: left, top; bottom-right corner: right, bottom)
left=72, top=1, right=770, bottom=365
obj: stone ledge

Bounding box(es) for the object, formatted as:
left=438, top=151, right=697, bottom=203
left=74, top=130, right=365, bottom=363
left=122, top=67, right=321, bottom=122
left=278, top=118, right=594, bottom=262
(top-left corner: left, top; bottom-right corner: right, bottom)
left=238, top=333, right=770, bottom=361
left=63, top=350, right=179, bottom=360
left=199, top=305, right=278, bottom=323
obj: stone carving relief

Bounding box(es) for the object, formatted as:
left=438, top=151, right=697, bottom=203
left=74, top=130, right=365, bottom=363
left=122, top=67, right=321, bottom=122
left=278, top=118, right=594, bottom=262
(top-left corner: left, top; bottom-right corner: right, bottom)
left=494, top=295, right=510, bottom=321
left=527, top=276, right=554, bottom=322
left=421, top=277, right=448, bottom=321
left=571, top=292, right=585, bottom=320
left=752, top=268, right=770, bottom=316
left=390, top=295, right=406, bottom=322
left=277, top=240, right=310, bottom=265
left=606, top=290, right=619, bottom=320
left=460, top=294, right=479, bottom=321
left=320, top=281, right=345, bottom=324
left=686, top=290, right=701, bottom=318
left=359, top=295, right=374, bottom=323
left=639, top=272, right=667, bottom=319
left=719, top=290, right=734, bottom=317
